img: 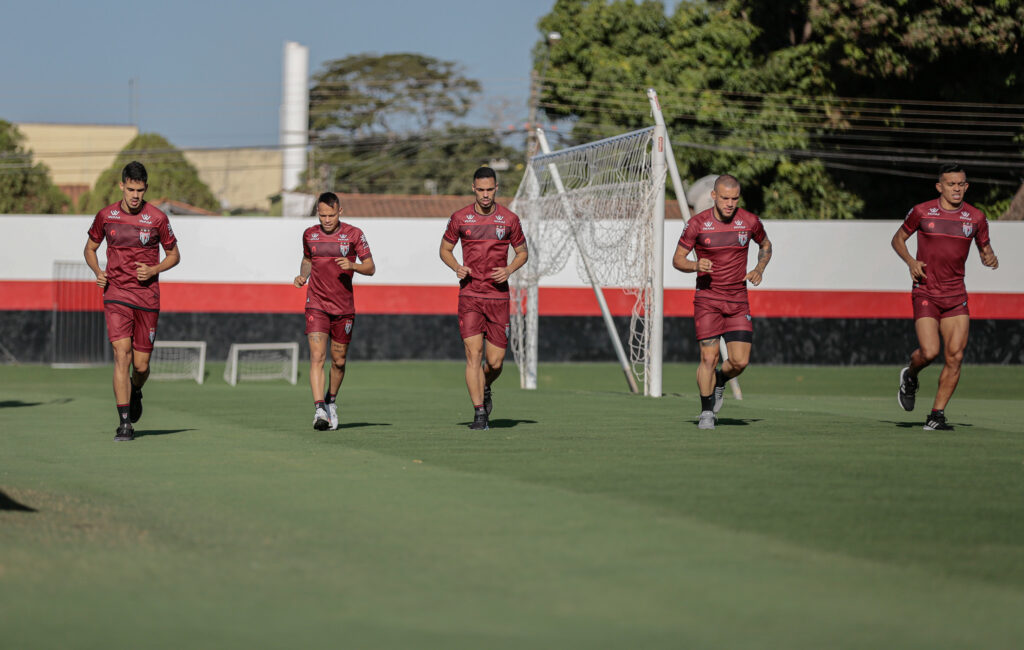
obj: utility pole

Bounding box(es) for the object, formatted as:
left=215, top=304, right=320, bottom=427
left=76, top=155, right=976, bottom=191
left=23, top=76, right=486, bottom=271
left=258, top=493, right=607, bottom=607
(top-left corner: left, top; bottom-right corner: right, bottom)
left=525, top=31, right=561, bottom=160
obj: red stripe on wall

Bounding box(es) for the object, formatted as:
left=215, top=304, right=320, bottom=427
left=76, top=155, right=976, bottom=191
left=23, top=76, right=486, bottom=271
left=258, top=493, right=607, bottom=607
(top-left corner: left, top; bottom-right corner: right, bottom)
left=2, top=280, right=1023, bottom=319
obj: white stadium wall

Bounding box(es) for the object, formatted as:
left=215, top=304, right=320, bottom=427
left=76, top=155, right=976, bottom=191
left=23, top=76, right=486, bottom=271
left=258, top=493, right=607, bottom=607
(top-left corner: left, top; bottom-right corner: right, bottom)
left=1, top=215, right=1022, bottom=364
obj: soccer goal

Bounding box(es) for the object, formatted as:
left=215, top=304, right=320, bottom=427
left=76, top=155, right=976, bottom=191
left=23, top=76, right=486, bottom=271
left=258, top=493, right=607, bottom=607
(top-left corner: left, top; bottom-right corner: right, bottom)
left=51, top=260, right=110, bottom=368
left=510, top=123, right=668, bottom=396
left=150, top=341, right=207, bottom=384
left=223, top=342, right=299, bottom=386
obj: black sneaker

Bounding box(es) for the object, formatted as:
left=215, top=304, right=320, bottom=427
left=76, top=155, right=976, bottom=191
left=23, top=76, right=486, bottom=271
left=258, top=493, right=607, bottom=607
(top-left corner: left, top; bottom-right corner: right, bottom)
left=469, top=408, right=489, bottom=431
left=114, top=422, right=135, bottom=441
left=923, top=413, right=954, bottom=431
left=129, top=386, right=143, bottom=423
left=483, top=385, right=493, bottom=416
left=898, top=367, right=918, bottom=412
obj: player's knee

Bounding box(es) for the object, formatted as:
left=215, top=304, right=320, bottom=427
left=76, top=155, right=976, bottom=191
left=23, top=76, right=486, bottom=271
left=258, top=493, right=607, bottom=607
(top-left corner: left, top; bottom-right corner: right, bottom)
left=945, top=348, right=965, bottom=366
left=486, top=357, right=504, bottom=372
left=730, top=358, right=749, bottom=373
left=133, top=360, right=150, bottom=375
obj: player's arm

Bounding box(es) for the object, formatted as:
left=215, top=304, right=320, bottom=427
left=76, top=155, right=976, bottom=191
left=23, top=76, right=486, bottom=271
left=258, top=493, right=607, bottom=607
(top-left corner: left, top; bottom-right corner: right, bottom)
left=491, top=243, right=529, bottom=283
left=440, top=238, right=471, bottom=279
left=745, top=237, right=772, bottom=286
left=294, top=256, right=312, bottom=287
left=673, top=244, right=712, bottom=273
left=979, top=243, right=999, bottom=269
left=136, top=245, right=180, bottom=282
left=337, top=256, right=376, bottom=276
left=891, top=228, right=926, bottom=281
left=84, top=238, right=107, bottom=288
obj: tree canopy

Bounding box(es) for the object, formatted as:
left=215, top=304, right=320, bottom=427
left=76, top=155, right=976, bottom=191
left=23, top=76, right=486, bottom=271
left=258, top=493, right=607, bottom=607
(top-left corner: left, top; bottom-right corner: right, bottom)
left=0, top=120, right=70, bottom=214
left=535, top=0, right=1024, bottom=219
left=80, top=134, right=220, bottom=214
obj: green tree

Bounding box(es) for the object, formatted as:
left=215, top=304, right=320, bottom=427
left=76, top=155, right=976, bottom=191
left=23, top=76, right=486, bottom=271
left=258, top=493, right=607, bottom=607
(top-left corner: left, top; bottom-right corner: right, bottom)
left=80, top=133, right=219, bottom=214
left=309, top=53, right=520, bottom=197
left=0, top=120, right=70, bottom=214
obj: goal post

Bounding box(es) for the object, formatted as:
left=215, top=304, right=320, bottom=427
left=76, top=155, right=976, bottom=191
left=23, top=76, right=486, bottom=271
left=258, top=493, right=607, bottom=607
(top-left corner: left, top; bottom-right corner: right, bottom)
left=150, top=341, right=207, bottom=384
left=510, top=124, right=668, bottom=396
left=224, top=342, right=299, bottom=386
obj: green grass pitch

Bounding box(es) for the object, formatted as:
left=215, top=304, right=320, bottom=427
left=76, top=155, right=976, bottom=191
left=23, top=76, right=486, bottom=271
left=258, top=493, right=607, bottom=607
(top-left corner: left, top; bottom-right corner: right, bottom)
left=1, top=361, right=1023, bottom=649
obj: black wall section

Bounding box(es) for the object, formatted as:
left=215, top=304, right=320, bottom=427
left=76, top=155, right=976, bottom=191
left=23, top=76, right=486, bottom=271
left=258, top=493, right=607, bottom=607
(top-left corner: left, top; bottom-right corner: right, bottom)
left=4, top=311, right=1023, bottom=365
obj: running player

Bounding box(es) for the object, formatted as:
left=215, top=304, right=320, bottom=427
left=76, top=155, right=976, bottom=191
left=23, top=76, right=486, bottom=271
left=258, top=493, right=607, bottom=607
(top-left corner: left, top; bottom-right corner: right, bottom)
left=892, top=163, right=999, bottom=431
left=673, top=174, right=772, bottom=430
left=84, top=161, right=180, bottom=441
left=294, top=192, right=375, bottom=431
left=439, top=167, right=528, bottom=430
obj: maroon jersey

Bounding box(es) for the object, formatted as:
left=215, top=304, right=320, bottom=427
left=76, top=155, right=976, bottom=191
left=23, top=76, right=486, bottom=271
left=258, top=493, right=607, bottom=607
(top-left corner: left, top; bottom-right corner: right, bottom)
left=303, top=222, right=372, bottom=315
left=443, top=203, right=526, bottom=299
left=87, top=201, right=176, bottom=311
left=901, top=199, right=990, bottom=297
left=679, top=208, right=766, bottom=302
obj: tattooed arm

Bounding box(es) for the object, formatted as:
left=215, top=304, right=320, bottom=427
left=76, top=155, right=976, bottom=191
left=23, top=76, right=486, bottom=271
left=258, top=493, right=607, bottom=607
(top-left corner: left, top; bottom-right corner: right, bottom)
left=745, top=238, right=772, bottom=286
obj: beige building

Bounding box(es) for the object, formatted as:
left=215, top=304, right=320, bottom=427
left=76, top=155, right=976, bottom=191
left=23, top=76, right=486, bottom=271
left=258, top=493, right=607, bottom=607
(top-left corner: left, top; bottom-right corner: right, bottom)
left=17, top=122, right=282, bottom=213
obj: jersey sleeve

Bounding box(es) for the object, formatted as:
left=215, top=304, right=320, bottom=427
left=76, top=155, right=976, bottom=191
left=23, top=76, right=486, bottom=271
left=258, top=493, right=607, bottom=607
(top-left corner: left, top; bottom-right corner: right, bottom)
left=975, top=214, right=991, bottom=250
left=901, top=206, right=921, bottom=235
left=159, top=215, right=177, bottom=250
left=355, top=229, right=372, bottom=260
left=88, top=211, right=105, bottom=243
left=679, top=219, right=697, bottom=250
left=302, top=230, right=312, bottom=258
left=508, top=215, right=526, bottom=248
left=751, top=217, right=767, bottom=244
left=443, top=215, right=461, bottom=244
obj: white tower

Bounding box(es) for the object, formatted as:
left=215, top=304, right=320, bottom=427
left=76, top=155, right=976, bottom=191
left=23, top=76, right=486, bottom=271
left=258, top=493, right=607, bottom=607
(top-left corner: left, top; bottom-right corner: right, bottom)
left=280, top=41, right=309, bottom=193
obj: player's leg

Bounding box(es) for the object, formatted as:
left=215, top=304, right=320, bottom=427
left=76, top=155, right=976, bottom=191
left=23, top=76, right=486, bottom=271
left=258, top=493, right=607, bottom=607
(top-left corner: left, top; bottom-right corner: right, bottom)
left=105, top=302, right=135, bottom=440
left=127, top=309, right=157, bottom=424
left=481, top=302, right=510, bottom=417
left=899, top=313, right=940, bottom=411
left=721, top=340, right=751, bottom=378
left=697, top=337, right=720, bottom=429
left=928, top=314, right=969, bottom=429
left=305, top=309, right=331, bottom=430
left=326, top=340, right=348, bottom=430
left=458, top=296, right=489, bottom=429
left=482, top=341, right=506, bottom=417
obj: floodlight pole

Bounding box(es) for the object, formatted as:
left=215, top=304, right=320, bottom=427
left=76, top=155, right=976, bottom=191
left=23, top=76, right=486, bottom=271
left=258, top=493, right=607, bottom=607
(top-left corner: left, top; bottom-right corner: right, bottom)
left=536, top=129, right=640, bottom=394
left=647, top=88, right=742, bottom=401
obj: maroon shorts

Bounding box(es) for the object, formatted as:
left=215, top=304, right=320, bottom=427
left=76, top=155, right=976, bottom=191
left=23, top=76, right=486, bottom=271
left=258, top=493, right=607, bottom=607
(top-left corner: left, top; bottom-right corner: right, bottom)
left=105, top=302, right=159, bottom=352
left=458, top=295, right=510, bottom=348
left=305, top=309, right=355, bottom=344
left=693, top=297, right=753, bottom=341
left=912, top=292, right=969, bottom=321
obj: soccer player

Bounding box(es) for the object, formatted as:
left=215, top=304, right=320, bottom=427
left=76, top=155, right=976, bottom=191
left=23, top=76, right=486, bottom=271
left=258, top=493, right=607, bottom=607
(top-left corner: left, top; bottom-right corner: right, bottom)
left=84, top=161, right=180, bottom=441
left=294, top=192, right=375, bottom=431
left=439, top=167, right=528, bottom=430
left=673, top=174, right=772, bottom=431
left=892, top=163, right=999, bottom=431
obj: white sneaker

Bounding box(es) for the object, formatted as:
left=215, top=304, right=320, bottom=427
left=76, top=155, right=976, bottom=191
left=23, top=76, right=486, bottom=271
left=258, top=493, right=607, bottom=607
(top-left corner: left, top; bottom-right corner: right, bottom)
left=713, top=384, right=725, bottom=414
left=313, top=406, right=330, bottom=431
left=327, top=403, right=339, bottom=430
left=698, top=410, right=716, bottom=430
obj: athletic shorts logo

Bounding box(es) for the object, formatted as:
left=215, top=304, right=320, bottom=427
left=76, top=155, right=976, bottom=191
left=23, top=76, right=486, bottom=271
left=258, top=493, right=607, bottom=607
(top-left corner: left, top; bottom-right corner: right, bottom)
left=345, top=320, right=353, bottom=334
left=745, top=314, right=751, bottom=321
left=738, top=233, right=748, bottom=246
left=149, top=327, right=156, bottom=343
left=307, top=313, right=314, bottom=322
left=505, top=324, right=510, bottom=338
left=962, top=223, right=973, bottom=237
left=340, top=242, right=350, bottom=256
left=139, top=228, right=151, bottom=245
left=495, top=225, right=506, bottom=239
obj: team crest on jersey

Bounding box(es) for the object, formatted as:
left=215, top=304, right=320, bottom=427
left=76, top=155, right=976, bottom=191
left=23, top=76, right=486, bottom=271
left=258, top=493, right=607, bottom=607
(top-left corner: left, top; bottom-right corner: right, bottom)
left=139, top=228, right=152, bottom=245
left=496, top=225, right=506, bottom=239
left=340, top=242, right=350, bottom=256
left=962, top=223, right=973, bottom=237
left=738, top=233, right=748, bottom=246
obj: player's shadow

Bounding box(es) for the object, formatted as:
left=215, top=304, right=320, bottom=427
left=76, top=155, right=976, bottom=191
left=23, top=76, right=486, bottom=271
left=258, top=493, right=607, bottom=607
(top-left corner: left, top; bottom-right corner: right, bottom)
left=458, top=418, right=538, bottom=429
left=0, top=400, right=43, bottom=409
left=698, top=417, right=762, bottom=427
left=0, top=489, right=37, bottom=512
left=335, top=422, right=393, bottom=430
left=135, top=428, right=195, bottom=438
left=883, top=420, right=973, bottom=430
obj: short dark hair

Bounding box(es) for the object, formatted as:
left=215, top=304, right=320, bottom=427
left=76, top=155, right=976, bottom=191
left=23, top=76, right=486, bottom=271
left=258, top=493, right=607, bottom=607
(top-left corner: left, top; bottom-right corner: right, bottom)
left=122, top=161, right=147, bottom=184
left=317, top=192, right=340, bottom=210
left=714, top=173, right=740, bottom=192
left=473, top=167, right=497, bottom=183
left=938, top=163, right=966, bottom=180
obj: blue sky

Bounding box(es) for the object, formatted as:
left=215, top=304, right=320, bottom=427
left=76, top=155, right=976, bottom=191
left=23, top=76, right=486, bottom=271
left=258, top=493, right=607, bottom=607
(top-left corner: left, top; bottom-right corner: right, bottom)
left=0, top=0, right=566, bottom=149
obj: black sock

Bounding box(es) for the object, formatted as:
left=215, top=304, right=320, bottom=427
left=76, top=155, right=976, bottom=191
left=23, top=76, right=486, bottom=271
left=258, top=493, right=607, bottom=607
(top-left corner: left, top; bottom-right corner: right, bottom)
left=117, top=404, right=130, bottom=423
left=474, top=404, right=485, bottom=413
left=931, top=408, right=944, bottom=417
left=315, top=400, right=326, bottom=410
left=700, top=395, right=714, bottom=412
left=715, top=369, right=727, bottom=388
left=325, top=393, right=337, bottom=404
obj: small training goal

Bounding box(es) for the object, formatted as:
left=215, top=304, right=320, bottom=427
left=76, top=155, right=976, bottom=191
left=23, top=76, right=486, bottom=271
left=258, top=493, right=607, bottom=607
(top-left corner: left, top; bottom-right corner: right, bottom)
left=223, top=342, right=299, bottom=386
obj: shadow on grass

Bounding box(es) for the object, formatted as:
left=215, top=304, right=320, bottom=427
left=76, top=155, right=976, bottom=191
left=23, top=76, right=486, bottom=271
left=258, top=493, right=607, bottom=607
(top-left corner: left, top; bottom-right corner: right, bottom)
left=883, top=420, right=974, bottom=430
left=0, top=489, right=37, bottom=512
left=336, top=422, right=394, bottom=430
left=0, top=400, right=43, bottom=409
left=694, top=418, right=763, bottom=427
left=456, top=419, right=539, bottom=429
left=135, top=428, right=196, bottom=438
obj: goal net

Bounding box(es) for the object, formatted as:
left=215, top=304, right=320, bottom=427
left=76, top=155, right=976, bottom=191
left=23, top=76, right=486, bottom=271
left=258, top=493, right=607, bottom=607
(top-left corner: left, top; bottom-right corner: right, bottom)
left=224, top=342, right=299, bottom=386
left=510, top=127, right=667, bottom=395
left=150, top=341, right=207, bottom=384
left=52, top=260, right=109, bottom=367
